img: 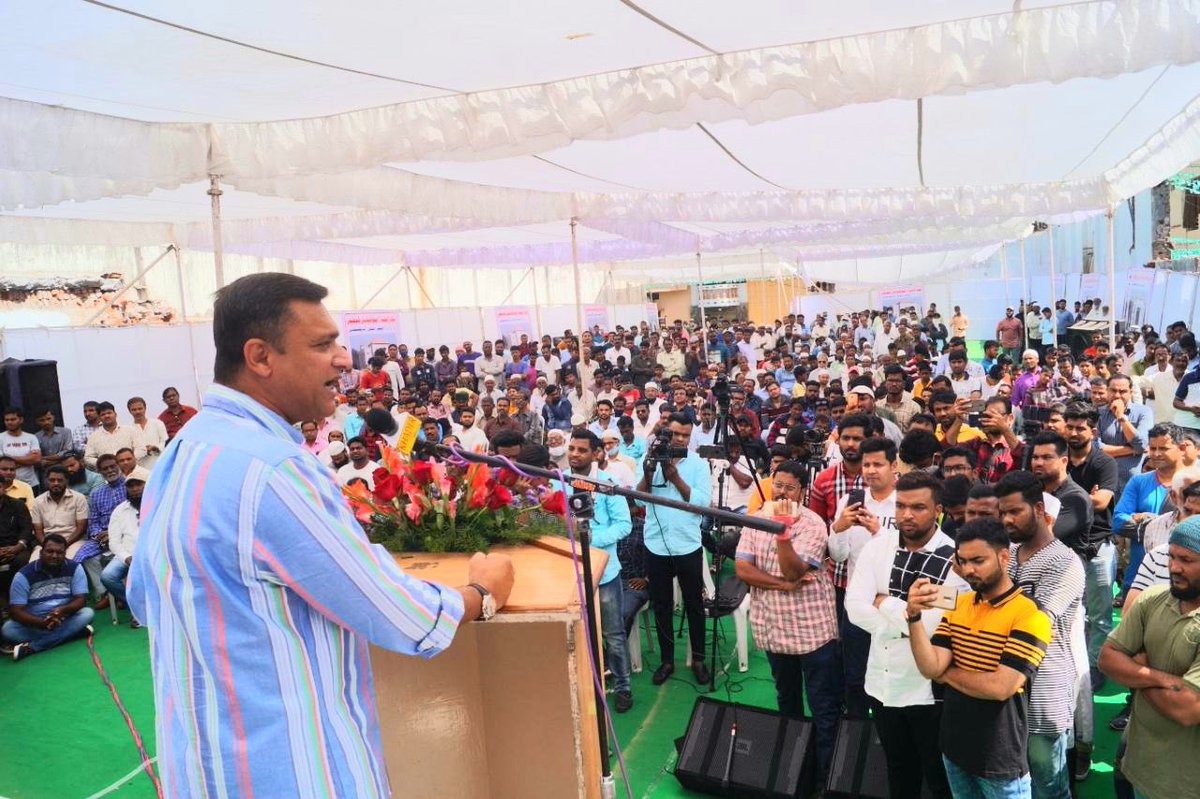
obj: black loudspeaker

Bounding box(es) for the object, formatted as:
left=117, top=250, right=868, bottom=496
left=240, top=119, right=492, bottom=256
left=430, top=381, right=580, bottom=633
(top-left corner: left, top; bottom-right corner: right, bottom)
left=0, top=359, right=63, bottom=434
left=675, top=698, right=815, bottom=798
left=825, top=717, right=890, bottom=798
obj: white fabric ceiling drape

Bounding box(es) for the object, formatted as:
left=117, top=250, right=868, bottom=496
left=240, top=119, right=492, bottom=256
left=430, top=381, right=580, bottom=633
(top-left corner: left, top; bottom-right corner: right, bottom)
left=2, top=1, right=1200, bottom=284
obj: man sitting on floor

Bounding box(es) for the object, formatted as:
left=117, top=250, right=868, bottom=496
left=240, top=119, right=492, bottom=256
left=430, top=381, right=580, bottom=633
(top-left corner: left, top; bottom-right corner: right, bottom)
left=101, top=467, right=150, bottom=628
left=1, top=533, right=94, bottom=661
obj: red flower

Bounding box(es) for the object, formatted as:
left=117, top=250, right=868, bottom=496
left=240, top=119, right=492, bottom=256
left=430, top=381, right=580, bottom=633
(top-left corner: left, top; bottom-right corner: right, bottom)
left=486, top=484, right=513, bottom=511
left=542, top=490, right=567, bottom=517
left=411, top=459, right=434, bottom=485
left=372, top=474, right=403, bottom=503
left=373, top=467, right=391, bottom=484
left=497, top=467, right=519, bottom=487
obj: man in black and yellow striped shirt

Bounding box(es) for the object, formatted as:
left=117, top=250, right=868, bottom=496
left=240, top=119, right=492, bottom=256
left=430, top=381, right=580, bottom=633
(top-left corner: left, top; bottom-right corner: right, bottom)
left=907, top=517, right=1052, bottom=798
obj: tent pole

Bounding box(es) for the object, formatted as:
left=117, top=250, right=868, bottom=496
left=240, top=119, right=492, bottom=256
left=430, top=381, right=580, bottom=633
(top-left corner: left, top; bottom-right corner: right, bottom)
left=532, top=265, right=544, bottom=333
left=759, top=249, right=767, bottom=319
left=497, top=267, right=532, bottom=308
left=1000, top=245, right=1011, bottom=311
left=1107, top=205, right=1117, bottom=348
left=407, top=267, right=438, bottom=308
left=1019, top=236, right=1028, bottom=314
left=172, top=245, right=204, bottom=404
left=571, top=218, right=584, bottom=337
left=1047, top=226, right=1057, bottom=347
left=359, top=263, right=407, bottom=310
left=695, top=249, right=707, bottom=333
left=208, top=175, right=225, bottom=288
left=84, top=245, right=175, bottom=326
left=775, top=262, right=784, bottom=318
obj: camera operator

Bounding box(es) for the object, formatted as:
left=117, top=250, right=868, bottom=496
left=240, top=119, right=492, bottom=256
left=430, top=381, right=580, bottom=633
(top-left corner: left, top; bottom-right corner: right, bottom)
left=635, top=413, right=713, bottom=686
left=707, top=437, right=757, bottom=512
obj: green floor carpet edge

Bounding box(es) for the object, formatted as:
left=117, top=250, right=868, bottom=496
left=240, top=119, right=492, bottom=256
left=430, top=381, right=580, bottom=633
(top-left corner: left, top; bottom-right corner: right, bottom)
left=1, top=607, right=1127, bottom=798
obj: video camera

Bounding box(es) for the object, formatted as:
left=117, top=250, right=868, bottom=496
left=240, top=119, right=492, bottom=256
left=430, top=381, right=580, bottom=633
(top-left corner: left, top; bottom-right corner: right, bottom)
left=646, top=436, right=689, bottom=463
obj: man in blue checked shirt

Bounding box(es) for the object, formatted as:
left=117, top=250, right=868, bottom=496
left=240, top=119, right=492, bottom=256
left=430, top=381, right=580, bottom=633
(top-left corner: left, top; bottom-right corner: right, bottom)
left=127, top=273, right=515, bottom=799
left=560, top=429, right=633, bottom=712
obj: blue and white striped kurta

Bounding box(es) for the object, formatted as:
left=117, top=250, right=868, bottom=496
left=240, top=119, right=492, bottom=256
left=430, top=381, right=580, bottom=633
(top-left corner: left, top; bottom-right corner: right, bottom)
left=128, top=384, right=464, bottom=798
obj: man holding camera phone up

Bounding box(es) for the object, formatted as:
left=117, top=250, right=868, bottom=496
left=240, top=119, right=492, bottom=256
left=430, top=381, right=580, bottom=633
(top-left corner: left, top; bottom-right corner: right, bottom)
left=636, top=412, right=713, bottom=686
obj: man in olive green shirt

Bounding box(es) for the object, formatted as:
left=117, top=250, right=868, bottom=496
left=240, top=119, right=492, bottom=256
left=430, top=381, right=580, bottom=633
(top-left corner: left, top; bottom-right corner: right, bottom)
left=1099, top=516, right=1200, bottom=799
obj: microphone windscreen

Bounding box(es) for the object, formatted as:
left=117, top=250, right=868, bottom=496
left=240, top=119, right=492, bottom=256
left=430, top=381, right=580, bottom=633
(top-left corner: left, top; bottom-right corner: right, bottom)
left=365, top=408, right=398, bottom=436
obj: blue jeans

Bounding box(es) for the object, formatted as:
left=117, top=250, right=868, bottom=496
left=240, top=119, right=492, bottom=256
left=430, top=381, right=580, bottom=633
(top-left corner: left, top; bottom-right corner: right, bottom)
left=599, top=579, right=630, bottom=693
left=620, top=579, right=649, bottom=638
left=943, top=756, right=1031, bottom=799
left=1082, top=544, right=1115, bottom=666
left=1027, top=729, right=1072, bottom=799
left=1121, top=542, right=1145, bottom=595
left=101, top=557, right=129, bottom=604
left=1, top=607, right=95, bottom=653
left=766, top=640, right=842, bottom=777
left=839, top=607, right=871, bottom=718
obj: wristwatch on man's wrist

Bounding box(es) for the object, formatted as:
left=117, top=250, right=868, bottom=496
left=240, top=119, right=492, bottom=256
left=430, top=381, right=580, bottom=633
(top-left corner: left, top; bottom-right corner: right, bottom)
left=469, top=583, right=497, bottom=621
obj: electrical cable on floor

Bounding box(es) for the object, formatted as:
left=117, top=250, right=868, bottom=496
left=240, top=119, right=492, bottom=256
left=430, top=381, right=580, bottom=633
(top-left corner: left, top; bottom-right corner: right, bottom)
left=85, top=630, right=165, bottom=799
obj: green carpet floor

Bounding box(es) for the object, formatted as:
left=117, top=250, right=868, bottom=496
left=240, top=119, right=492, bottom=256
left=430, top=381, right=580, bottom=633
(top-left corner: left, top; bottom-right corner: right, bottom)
left=0, top=606, right=1128, bottom=799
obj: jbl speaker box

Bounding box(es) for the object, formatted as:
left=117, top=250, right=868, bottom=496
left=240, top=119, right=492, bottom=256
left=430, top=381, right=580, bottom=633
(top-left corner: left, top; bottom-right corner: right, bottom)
left=675, top=697, right=815, bottom=798
left=0, top=359, right=63, bottom=434
left=825, top=717, right=890, bottom=798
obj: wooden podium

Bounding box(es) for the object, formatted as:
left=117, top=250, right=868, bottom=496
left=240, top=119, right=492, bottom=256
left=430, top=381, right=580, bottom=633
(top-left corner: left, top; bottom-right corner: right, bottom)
left=370, top=537, right=608, bottom=799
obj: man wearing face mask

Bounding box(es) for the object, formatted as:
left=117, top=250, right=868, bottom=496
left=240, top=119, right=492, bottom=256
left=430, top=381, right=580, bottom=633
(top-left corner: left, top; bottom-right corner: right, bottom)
left=995, top=471, right=1085, bottom=799
left=101, top=467, right=151, bottom=626
left=545, top=429, right=569, bottom=471
left=598, top=430, right=637, bottom=488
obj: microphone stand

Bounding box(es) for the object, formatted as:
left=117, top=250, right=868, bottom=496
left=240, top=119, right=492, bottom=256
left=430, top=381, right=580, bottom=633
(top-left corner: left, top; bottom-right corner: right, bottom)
left=410, top=441, right=784, bottom=792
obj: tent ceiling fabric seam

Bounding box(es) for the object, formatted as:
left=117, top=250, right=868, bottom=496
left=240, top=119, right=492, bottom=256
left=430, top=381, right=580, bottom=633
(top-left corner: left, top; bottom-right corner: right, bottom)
left=3, top=0, right=1199, bottom=187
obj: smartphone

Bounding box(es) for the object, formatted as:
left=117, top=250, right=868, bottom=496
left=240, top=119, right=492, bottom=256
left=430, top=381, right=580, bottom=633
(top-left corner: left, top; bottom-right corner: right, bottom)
left=931, top=583, right=959, bottom=611
left=846, top=488, right=866, bottom=507
left=968, top=399, right=986, bottom=414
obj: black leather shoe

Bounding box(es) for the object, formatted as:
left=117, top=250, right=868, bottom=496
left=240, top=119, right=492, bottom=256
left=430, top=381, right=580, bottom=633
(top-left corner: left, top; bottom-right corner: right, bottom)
left=1109, top=704, right=1131, bottom=731
left=651, top=663, right=675, bottom=685
left=692, top=661, right=711, bottom=685
left=614, top=691, right=634, bottom=713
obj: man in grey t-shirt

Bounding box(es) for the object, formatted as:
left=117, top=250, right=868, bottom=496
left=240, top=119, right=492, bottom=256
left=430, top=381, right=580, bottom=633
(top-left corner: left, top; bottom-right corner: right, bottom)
left=997, top=471, right=1085, bottom=799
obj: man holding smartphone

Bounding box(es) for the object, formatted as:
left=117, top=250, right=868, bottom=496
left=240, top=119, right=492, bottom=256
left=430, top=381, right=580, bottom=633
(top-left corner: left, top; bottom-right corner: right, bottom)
left=845, top=471, right=964, bottom=799
left=830, top=437, right=900, bottom=717
left=907, top=517, right=1052, bottom=799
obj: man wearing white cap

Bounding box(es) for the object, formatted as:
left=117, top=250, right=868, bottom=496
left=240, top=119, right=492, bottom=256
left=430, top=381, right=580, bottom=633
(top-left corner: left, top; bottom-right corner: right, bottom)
left=599, top=430, right=637, bottom=488
left=100, top=466, right=151, bottom=622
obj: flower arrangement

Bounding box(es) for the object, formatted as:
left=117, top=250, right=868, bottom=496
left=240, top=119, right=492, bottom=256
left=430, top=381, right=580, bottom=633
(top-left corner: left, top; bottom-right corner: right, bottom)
left=343, top=444, right=568, bottom=553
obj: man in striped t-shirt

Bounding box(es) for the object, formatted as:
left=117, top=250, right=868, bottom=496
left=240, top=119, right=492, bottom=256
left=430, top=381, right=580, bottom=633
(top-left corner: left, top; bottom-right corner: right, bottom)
left=128, top=274, right=515, bottom=798
left=996, top=471, right=1085, bottom=799
left=907, top=517, right=1051, bottom=799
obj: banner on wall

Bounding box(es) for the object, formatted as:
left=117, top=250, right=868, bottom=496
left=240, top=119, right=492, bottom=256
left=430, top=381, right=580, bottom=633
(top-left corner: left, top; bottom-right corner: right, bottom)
left=878, top=285, right=925, bottom=316
left=1078, top=272, right=1100, bottom=301
left=492, top=306, right=534, bottom=346
left=698, top=283, right=743, bottom=308
left=341, top=311, right=402, bottom=369
left=645, top=303, right=660, bottom=330
left=1122, top=270, right=1154, bottom=329
left=583, top=304, right=610, bottom=332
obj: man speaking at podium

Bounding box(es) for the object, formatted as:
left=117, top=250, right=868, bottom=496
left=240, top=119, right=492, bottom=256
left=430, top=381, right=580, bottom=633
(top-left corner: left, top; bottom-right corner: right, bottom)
left=128, top=273, right=514, bottom=798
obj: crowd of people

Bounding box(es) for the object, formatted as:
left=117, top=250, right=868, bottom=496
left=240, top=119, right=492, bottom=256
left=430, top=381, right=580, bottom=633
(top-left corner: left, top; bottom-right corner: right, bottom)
left=2, top=295, right=1199, bottom=799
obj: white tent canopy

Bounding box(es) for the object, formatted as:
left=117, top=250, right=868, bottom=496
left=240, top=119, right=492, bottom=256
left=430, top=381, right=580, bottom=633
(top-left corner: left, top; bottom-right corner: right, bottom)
left=3, top=1, right=1200, bottom=284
